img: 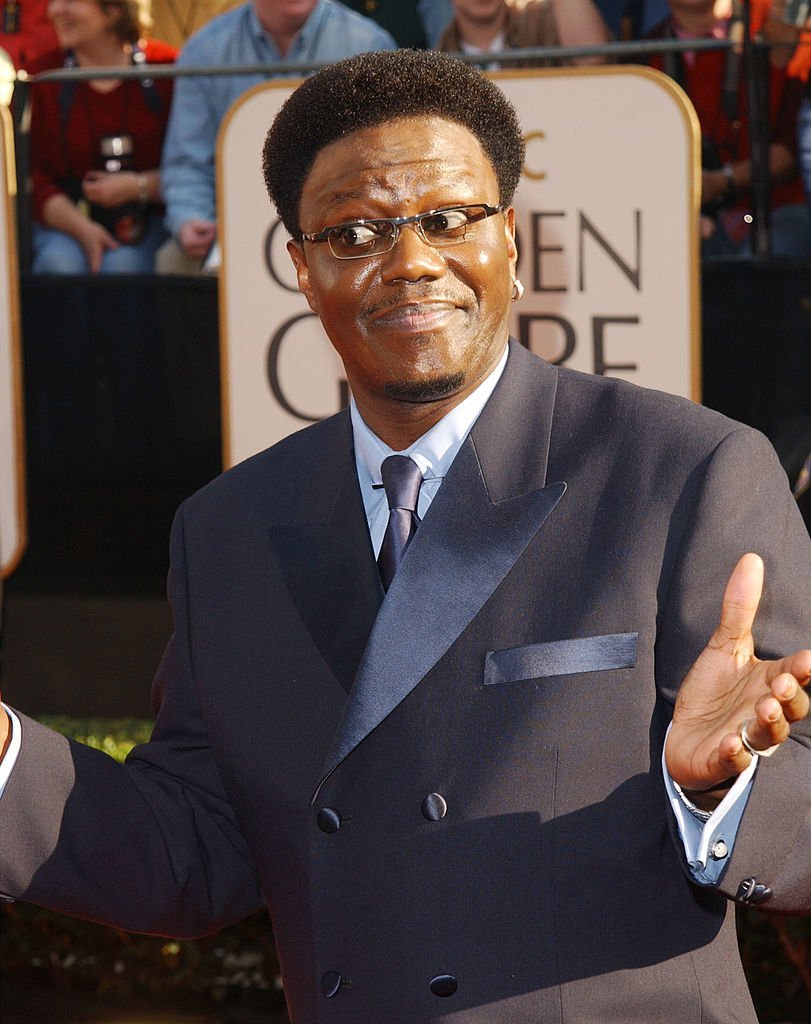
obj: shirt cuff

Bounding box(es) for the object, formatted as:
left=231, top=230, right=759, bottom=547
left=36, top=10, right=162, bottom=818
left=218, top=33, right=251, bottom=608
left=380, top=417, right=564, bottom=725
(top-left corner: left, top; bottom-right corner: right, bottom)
left=662, top=721, right=757, bottom=885
left=0, top=704, right=22, bottom=799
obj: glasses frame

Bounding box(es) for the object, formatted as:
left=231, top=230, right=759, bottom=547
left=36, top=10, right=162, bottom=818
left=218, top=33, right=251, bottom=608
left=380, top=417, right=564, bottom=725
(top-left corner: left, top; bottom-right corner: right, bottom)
left=299, top=202, right=505, bottom=260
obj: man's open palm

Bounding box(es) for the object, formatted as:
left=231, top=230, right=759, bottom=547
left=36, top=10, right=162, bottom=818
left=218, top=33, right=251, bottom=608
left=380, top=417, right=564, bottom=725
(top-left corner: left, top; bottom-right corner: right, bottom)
left=667, top=553, right=811, bottom=792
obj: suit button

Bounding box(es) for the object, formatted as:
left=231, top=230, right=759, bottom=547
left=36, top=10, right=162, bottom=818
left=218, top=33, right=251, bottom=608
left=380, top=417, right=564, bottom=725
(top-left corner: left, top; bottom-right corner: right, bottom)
left=421, top=793, right=448, bottom=821
left=317, top=808, right=342, bottom=833
left=320, top=970, right=343, bottom=997
left=430, top=974, right=458, bottom=997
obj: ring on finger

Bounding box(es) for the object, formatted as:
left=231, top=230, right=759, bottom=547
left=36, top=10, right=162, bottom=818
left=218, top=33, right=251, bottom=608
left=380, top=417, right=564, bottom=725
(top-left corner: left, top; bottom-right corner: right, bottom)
left=740, top=719, right=780, bottom=758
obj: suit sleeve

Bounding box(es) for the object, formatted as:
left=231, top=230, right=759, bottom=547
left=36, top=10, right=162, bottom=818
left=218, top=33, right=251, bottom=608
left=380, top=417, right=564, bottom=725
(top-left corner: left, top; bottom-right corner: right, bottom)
left=654, top=426, right=811, bottom=914
left=0, top=505, right=265, bottom=937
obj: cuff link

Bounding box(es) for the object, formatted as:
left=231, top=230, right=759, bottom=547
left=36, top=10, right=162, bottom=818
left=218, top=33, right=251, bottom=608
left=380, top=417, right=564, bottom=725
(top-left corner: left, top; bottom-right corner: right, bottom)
left=736, top=876, right=773, bottom=905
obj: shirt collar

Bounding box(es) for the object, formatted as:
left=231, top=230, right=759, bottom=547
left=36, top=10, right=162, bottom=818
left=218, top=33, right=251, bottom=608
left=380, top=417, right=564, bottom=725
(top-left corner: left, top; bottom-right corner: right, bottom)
left=351, top=344, right=509, bottom=490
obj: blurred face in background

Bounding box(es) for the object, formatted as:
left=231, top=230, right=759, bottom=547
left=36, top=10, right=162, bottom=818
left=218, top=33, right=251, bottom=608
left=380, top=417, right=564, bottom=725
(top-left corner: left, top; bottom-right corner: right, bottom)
left=253, top=0, right=318, bottom=36
left=48, top=0, right=120, bottom=50
left=452, top=0, right=508, bottom=27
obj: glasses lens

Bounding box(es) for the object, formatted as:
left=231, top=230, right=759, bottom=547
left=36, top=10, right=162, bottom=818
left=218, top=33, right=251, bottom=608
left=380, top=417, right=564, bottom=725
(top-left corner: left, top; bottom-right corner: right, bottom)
left=328, top=222, right=394, bottom=259
left=419, top=207, right=485, bottom=246
left=322, top=206, right=498, bottom=259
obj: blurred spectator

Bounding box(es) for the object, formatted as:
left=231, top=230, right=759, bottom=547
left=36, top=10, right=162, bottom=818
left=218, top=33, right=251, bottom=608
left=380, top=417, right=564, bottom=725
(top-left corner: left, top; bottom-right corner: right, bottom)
left=648, top=0, right=810, bottom=257
left=158, top=0, right=396, bottom=275
left=29, top=0, right=177, bottom=273
left=787, top=11, right=811, bottom=204
left=341, top=0, right=453, bottom=47
left=419, top=0, right=455, bottom=43
left=436, top=0, right=611, bottom=67
left=0, top=0, right=58, bottom=68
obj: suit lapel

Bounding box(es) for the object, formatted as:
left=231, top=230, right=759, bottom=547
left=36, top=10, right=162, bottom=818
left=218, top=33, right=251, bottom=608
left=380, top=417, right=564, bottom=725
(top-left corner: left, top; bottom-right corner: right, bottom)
left=268, top=414, right=383, bottom=694
left=314, top=344, right=566, bottom=798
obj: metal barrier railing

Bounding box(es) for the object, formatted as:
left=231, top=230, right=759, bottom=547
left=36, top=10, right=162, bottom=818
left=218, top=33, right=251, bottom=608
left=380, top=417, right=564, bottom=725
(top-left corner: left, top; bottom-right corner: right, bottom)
left=7, top=33, right=811, bottom=264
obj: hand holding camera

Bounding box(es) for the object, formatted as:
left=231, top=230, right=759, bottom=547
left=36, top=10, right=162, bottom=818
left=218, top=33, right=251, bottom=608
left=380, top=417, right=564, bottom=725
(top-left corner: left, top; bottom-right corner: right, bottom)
left=82, top=170, right=141, bottom=209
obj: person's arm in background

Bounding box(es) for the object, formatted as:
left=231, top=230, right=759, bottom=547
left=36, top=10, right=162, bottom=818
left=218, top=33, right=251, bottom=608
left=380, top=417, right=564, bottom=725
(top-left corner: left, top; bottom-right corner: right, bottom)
left=159, top=41, right=219, bottom=261
left=552, top=0, right=612, bottom=64
left=701, top=143, right=796, bottom=207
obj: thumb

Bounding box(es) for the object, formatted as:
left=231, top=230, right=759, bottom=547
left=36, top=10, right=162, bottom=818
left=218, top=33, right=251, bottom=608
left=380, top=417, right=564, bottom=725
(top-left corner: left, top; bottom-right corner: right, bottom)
left=713, top=552, right=764, bottom=654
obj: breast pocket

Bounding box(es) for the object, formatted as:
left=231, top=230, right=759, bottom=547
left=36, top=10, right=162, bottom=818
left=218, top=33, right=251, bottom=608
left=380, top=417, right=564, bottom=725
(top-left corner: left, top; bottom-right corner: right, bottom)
left=484, top=632, right=638, bottom=686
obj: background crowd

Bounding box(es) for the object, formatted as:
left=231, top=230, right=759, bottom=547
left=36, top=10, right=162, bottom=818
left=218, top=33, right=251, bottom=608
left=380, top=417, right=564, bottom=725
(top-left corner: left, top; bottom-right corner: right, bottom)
left=1, top=0, right=810, bottom=274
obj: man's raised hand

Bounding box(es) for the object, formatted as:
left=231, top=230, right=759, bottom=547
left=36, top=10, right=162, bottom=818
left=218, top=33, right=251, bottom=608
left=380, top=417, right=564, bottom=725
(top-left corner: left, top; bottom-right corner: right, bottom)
left=666, top=553, right=811, bottom=795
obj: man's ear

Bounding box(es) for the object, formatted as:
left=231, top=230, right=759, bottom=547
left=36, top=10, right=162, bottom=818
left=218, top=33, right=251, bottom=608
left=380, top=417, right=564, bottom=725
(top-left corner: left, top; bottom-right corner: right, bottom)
left=503, top=206, right=518, bottom=278
left=287, top=240, right=318, bottom=313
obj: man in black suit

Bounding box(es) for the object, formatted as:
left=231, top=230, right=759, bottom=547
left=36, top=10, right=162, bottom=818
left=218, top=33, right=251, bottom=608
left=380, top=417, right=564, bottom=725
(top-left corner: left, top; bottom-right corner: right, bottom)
left=1, top=49, right=810, bottom=1024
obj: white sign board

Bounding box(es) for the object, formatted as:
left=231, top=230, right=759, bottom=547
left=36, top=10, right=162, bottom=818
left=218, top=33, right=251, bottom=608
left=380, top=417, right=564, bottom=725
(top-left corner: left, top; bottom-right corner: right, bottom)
left=219, top=67, right=700, bottom=469
left=0, top=103, right=25, bottom=577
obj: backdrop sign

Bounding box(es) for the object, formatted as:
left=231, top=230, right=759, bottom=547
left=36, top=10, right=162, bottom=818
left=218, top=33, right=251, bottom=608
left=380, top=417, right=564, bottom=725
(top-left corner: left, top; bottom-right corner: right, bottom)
left=0, top=103, right=25, bottom=577
left=218, top=67, right=700, bottom=469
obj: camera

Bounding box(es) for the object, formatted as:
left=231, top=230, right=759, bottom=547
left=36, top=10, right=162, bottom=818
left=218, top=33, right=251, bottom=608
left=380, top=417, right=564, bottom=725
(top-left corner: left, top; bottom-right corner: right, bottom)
left=90, top=133, right=146, bottom=245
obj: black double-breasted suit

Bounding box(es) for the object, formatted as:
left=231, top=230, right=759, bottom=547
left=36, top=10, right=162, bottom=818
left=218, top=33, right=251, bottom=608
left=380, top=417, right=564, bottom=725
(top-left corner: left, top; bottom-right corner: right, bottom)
left=2, top=343, right=810, bottom=1023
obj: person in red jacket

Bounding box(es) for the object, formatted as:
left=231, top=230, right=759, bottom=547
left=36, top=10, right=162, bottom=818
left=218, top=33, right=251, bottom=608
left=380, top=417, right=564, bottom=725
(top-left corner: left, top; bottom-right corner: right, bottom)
left=29, top=0, right=177, bottom=273
left=648, top=0, right=809, bottom=256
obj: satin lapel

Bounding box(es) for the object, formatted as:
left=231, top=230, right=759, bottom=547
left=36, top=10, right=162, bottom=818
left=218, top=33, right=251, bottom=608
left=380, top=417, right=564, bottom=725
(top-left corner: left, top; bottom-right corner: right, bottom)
left=268, top=415, right=383, bottom=694
left=314, top=343, right=566, bottom=798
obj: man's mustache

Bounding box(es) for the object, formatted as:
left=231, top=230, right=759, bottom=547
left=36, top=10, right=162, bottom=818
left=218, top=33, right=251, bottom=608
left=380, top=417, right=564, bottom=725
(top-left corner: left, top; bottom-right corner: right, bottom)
left=364, top=288, right=472, bottom=319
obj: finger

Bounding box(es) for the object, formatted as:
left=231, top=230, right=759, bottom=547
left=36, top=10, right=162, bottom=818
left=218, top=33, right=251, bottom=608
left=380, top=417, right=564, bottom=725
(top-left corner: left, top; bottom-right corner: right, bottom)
left=711, top=552, right=764, bottom=654
left=749, top=691, right=792, bottom=749
left=716, top=728, right=754, bottom=779
left=769, top=670, right=811, bottom=723
left=742, top=679, right=806, bottom=752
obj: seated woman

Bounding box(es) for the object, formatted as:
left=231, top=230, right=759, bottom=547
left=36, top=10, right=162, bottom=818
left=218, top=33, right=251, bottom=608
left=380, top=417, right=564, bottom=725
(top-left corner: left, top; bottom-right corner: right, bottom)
left=29, top=0, right=176, bottom=274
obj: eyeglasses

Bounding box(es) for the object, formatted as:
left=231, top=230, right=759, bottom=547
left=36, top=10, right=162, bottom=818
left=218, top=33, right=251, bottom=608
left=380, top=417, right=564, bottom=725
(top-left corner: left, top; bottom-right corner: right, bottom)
left=299, top=203, right=504, bottom=260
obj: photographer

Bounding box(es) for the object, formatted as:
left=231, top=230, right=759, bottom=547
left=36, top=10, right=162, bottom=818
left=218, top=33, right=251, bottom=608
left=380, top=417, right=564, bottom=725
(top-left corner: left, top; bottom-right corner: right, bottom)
left=28, top=0, right=176, bottom=274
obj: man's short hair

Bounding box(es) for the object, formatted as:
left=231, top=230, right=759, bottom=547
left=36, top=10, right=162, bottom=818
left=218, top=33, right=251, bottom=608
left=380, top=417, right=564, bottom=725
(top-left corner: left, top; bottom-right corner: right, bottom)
left=262, top=49, right=526, bottom=238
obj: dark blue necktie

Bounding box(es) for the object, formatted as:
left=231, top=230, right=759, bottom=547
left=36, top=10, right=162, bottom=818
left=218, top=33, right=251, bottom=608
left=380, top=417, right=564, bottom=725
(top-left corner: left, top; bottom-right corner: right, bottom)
left=377, top=454, right=423, bottom=591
